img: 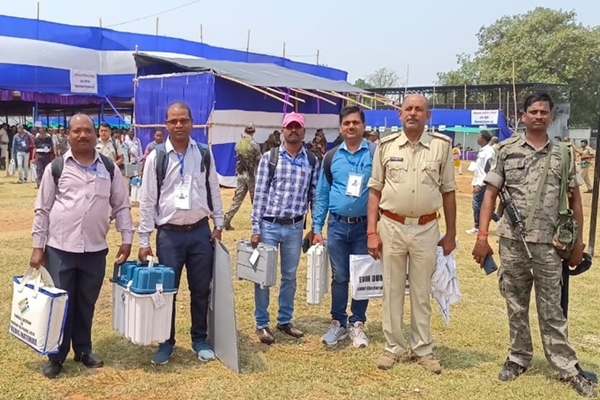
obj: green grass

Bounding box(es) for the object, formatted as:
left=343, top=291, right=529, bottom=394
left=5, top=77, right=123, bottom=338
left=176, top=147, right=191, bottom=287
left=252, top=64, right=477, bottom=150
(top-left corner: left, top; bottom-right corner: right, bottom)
left=0, top=172, right=598, bottom=400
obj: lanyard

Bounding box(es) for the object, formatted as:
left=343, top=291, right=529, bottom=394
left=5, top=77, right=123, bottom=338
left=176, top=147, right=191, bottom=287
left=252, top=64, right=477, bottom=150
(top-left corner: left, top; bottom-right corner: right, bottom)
left=281, top=150, right=305, bottom=168
left=176, top=149, right=187, bottom=181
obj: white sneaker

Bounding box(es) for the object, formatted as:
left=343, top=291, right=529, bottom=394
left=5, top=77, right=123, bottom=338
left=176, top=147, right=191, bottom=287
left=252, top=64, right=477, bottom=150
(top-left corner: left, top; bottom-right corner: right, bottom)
left=349, top=322, right=369, bottom=348
left=465, top=228, right=479, bottom=234
left=322, top=320, right=348, bottom=346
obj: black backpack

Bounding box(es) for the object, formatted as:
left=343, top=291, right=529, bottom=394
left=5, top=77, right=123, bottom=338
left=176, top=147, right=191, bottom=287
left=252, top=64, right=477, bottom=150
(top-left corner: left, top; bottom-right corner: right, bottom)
left=51, top=154, right=115, bottom=186
left=322, top=142, right=376, bottom=186
left=154, top=143, right=213, bottom=211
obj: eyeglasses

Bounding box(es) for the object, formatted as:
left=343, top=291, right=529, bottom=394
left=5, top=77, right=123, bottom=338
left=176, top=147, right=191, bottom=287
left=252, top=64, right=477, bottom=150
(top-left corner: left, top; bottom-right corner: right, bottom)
left=166, top=118, right=192, bottom=126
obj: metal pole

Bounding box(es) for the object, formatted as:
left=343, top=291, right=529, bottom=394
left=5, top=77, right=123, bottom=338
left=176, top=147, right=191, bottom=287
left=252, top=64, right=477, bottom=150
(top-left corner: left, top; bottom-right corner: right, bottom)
left=200, top=24, right=203, bottom=42
left=587, top=91, right=600, bottom=256
left=37, top=2, right=40, bottom=19
left=316, top=50, right=320, bottom=65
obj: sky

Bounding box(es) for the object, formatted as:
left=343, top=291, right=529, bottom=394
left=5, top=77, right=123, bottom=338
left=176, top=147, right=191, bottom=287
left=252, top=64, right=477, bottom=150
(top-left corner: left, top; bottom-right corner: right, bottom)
left=3, top=0, right=600, bottom=86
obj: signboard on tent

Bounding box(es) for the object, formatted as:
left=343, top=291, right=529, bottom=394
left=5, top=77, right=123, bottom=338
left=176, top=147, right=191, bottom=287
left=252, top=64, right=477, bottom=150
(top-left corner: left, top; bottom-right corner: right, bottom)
left=471, top=110, right=499, bottom=125
left=70, top=70, right=98, bottom=94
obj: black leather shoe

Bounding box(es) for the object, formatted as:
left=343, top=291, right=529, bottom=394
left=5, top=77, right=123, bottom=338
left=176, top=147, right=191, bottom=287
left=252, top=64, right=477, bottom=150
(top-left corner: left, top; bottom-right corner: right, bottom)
left=256, top=328, right=276, bottom=345
left=43, top=361, right=63, bottom=379
left=74, top=353, right=104, bottom=368
left=498, top=360, right=526, bottom=382
left=276, top=323, right=304, bottom=338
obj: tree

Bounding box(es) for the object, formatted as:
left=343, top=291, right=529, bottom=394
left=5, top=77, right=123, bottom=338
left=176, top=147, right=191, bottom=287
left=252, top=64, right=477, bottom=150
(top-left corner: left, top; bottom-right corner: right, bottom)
left=364, top=67, right=401, bottom=88
left=353, top=78, right=373, bottom=89
left=437, top=7, right=600, bottom=126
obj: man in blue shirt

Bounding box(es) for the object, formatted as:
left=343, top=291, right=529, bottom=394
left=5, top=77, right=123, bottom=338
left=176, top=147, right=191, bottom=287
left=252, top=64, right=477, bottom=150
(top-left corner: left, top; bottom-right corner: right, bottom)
left=250, top=112, right=319, bottom=345
left=313, top=106, right=372, bottom=348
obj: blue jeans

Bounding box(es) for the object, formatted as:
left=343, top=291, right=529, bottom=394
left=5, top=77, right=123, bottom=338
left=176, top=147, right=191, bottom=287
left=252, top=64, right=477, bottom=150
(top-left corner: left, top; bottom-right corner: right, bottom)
left=473, top=186, right=499, bottom=229
left=255, top=219, right=304, bottom=329
left=327, top=215, right=369, bottom=327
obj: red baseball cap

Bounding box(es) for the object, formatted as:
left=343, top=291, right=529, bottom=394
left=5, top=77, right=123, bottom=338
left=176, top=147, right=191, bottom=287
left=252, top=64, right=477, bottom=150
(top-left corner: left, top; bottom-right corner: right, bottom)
left=282, top=112, right=305, bottom=128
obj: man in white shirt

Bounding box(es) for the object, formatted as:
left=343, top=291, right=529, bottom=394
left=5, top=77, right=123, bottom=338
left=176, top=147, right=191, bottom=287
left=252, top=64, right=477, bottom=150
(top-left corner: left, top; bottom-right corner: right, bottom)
left=124, top=128, right=143, bottom=163
left=466, top=131, right=498, bottom=234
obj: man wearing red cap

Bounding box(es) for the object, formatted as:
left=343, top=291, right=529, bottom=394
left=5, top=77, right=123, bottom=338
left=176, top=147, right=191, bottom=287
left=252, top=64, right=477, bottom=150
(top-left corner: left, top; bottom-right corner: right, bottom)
left=250, top=112, right=319, bottom=345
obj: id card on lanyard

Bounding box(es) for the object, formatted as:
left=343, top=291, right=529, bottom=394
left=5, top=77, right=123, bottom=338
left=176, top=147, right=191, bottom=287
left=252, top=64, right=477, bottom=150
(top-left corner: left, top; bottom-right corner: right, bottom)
left=174, top=150, right=192, bottom=210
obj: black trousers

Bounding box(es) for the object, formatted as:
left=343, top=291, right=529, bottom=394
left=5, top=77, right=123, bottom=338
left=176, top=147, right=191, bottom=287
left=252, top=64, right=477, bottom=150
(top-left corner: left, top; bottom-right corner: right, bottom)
left=156, top=220, right=214, bottom=345
left=45, top=246, right=107, bottom=363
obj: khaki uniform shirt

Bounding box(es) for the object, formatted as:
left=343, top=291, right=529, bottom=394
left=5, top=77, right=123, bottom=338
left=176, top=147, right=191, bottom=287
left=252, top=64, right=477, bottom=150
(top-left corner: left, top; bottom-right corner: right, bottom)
left=579, top=147, right=594, bottom=163
left=368, top=131, right=457, bottom=217
left=95, top=138, right=123, bottom=163
left=485, top=134, right=583, bottom=244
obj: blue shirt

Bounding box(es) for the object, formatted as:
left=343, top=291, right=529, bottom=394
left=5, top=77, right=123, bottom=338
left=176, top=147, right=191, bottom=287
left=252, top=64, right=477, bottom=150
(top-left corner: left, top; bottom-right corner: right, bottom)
left=313, top=140, right=373, bottom=234
left=251, top=145, right=319, bottom=235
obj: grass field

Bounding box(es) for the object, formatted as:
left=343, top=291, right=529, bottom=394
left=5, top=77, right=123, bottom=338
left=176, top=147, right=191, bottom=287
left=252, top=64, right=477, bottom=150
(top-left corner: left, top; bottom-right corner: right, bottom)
left=0, top=170, right=598, bottom=400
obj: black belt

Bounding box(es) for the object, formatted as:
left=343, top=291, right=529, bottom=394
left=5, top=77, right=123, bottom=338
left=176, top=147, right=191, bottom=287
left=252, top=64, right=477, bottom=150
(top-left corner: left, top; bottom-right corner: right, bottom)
left=158, top=217, right=208, bottom=232
left=331, top=213, right=367, bottom=224
left=262, top=215, right=304, bottom=225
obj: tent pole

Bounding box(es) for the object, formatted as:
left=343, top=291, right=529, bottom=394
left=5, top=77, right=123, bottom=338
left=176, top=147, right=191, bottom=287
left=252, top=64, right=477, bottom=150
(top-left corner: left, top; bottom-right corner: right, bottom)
left=315, top=90, right=372, bottom=109
left=218, top=75, right=293, bottom=106
left=587, top=90, right=600, bottom=256
left=104, top=96, right=126, bottom=125
left=292, top=88, right=336, bottom=106
left=264, top=87, right=305, bottom=103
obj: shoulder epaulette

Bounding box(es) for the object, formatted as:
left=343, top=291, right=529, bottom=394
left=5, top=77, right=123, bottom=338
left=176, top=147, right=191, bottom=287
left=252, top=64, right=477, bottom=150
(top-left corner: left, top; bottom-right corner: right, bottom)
left=379, top=133, right=400, bottom=144
left=428, top=132, right=452, bottom=142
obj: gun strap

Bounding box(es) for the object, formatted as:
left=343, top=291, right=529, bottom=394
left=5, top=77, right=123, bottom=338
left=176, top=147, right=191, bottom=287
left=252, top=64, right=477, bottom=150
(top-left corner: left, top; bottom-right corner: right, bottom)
left=557, top=142, right=570, bottom=216
left=525, top=141, right=553, bottom=232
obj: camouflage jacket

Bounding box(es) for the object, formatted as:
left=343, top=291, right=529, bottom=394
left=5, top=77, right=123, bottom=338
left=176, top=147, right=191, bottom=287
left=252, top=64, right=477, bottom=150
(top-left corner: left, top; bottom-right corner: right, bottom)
left=235, top=134, right=261, bottom=175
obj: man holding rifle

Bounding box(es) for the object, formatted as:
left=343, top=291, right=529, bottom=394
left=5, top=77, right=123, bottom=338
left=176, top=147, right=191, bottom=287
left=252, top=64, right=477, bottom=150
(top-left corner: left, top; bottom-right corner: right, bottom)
left=472, top=92, right=595, bottom=398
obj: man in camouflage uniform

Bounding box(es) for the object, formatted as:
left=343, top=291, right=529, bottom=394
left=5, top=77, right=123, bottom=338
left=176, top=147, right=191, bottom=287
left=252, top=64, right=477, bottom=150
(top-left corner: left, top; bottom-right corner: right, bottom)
left=262, top=130, right=281, bottom=153
left=224, top=123, right=262, bottom=230
left=473, top=92, right=595, bottom=398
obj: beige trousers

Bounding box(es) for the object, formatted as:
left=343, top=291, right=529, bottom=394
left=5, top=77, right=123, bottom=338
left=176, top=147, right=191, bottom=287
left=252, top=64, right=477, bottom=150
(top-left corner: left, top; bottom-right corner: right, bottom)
left=581, top=165, right=592, bottom=191
left=379, top=214, right=439, bottom=357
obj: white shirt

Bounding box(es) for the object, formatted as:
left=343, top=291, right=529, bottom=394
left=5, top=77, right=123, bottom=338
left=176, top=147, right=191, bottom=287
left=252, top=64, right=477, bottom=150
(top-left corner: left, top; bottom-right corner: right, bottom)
left=125, top=135, right=143, bottom=161
left=471, top=144, right=496, bottom=187
left=137, top=138, right=224, bottom=247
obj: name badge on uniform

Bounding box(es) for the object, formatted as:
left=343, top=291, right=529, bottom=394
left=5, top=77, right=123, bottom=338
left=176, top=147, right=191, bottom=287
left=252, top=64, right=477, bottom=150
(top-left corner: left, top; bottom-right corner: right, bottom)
left=346, top=173, right=363, bottom=197
left=97, top=171, right=110, bottom=180
left=174, top=177, right=191, bottom=210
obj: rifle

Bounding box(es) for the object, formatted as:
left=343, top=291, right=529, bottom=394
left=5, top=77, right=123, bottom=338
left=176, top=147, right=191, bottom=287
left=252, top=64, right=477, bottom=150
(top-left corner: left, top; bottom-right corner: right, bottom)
left=498, top=187, right=533, bottom=259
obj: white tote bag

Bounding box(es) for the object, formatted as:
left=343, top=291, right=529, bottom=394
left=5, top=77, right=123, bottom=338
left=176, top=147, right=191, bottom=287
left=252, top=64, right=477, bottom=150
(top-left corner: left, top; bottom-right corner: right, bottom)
left=30, top=165, right=37, bottom=182
left=350, top=254, right=383, bottom=300
left=9, top=267, right=69, bottom=355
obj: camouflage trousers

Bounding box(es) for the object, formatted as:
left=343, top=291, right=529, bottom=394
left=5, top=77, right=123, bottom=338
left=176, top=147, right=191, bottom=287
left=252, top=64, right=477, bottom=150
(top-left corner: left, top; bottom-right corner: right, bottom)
left=498, top=237, right=578, bottom=379
left=224, top=173, right=255, bottom=225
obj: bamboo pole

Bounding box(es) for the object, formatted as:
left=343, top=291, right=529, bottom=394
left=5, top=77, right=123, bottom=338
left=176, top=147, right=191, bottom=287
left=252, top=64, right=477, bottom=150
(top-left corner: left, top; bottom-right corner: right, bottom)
left=315, top=90, right=373, bottom=109
left=264, top=87, right=305, bottom=103
left=512, top=60, right=518, bottom=127
left=463, top=83, right=467, bottom=109
left=134, top=123, right=211, bottom=129
left=292, top=88, right=337, bottom=105
left=498, top=88, right=502, bottom=112
left=360, top=93, right=401, bottom=110
left=218, top=74, right=293, bottom=106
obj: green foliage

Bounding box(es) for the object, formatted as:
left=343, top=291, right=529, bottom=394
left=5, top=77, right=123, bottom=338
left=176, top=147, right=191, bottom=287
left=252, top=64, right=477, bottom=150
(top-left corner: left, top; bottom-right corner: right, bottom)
left=438, top=7, right=600, bottom=126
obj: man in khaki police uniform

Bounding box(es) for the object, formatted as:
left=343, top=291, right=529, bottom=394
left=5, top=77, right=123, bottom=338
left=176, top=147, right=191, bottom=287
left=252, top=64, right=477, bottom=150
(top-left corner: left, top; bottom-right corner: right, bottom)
left=575, top=139, right=594, bottom=193
left=367, top=94, right=457, bottom=374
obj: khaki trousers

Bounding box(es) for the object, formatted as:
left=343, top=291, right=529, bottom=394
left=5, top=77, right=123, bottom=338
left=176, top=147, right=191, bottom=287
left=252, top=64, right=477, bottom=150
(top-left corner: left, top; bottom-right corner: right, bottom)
left=581, top=165, right=592, bottom=191
left=380, top=214, right=438, bottom=357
